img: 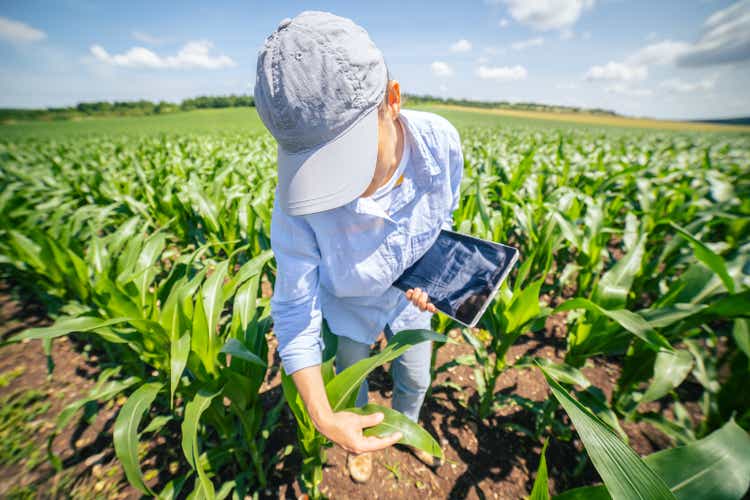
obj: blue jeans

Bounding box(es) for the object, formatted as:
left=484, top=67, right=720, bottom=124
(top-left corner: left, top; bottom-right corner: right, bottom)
left=334, top=322, right=433, bottom=423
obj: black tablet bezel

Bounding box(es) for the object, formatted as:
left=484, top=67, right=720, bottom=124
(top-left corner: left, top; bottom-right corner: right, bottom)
left=394, top=229, right=519, bottom=327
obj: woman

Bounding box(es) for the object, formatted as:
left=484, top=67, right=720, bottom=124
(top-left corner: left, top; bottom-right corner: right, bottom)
left=254, top=10, right=464, bottom=483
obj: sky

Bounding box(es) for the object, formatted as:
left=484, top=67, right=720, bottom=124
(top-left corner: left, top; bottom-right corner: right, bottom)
left=0, top=0, right=749, bottom=120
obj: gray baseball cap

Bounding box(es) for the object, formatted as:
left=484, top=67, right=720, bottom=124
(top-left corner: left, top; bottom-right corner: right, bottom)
left=254, top=10, right=388, bottom=215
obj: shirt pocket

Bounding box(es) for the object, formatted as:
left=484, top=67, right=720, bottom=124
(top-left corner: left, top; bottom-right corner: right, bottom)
left=321, top=220, right=400, bottom=298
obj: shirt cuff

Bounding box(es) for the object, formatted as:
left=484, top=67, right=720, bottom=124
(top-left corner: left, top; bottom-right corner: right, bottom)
left=279, top=335, right=324, bottom=375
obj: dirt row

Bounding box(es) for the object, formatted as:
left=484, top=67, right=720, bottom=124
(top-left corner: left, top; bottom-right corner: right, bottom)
left=0, top=281, right=673, bottom=499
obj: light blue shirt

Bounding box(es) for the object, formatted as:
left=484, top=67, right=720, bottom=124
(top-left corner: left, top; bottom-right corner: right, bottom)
left=269, top=108, right=464, bottom=375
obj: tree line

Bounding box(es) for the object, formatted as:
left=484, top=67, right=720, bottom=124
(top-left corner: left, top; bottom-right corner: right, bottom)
left=0, top=93, right=617, bottom=124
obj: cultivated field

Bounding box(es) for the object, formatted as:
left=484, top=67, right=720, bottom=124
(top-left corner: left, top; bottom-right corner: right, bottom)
left=1, top=105, right=749, bottom=499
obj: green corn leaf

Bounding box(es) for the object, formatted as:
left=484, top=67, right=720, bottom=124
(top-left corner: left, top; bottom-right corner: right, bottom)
left=554, top=486, right=611, bottom=499
left=638, top=350, right=693, bottom=407
left=191, top=290, right=211, bottom=372
left=326, top=329, right=445, bottom=412
left=156, top=475, right=188, bottom=500
left=113, top=382, right=163, bottom=496
left=529, top=358, right=625, bottom=440
left=12, top=315, right=167, bottom=343
left=551, top=210, right=581, bottom=249
left=7, top=229, right=45, bottom=271
left=170, top=331, right=190, bottom=407
left=141, top=415, right=172, bottom=435
left=505, top=279, right=544, bottom=333
left=202, top=260, right=229, bottom=363
left=554, top=420, right=750, bottom=500
left=592, top=231, right=647, bottom=310
left=348, top=403, right=443, bottom=458
left=135, top=231, right=166, bottom=307
left=700, top=289, right=750, bottom=318
left=637, top=412, right=696, bottom=446
left=639, top=303, right=709, bottom=329
left=529, top=439, right=550, bottom=500
left=539, top=363, right=675, bottom=500
left=733, top=319, right=750, bottom=361
left=233, top=274, right=260, bottom=336
left=222, top=249, right=273, bottom=300
left=220, top=338, right=266, bottom=367
left=642, top=291, right=750, bottom=332
left=555, top=298, right=671, bottom=351
left=669, top=222, right=735, bottom=294
left=524, top=357, right=591, bottom=389
left=576, top=386, right=629, bottom=442
left=321, top=357, right=336, bottom=385
left=645, top=419, right=750, bottom=499
left=280, top=366, right=314, bottom=432
left=182, top=388, right=221, bottom=499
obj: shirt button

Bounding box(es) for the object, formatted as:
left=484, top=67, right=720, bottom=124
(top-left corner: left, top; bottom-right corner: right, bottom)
left=278, top=17, right=292, bottom=30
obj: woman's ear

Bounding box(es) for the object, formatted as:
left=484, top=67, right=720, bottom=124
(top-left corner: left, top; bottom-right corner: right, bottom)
left=387, top=80, right=401, bottom=117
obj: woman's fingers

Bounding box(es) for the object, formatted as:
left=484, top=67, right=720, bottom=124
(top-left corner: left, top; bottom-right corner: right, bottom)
left=404, top=288, right=436, bottom=313
left=357, top=431, right=403, bottom=453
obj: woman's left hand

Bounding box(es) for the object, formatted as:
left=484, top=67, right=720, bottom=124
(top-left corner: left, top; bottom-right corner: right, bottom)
left=405, top=287, right=437, bottom=313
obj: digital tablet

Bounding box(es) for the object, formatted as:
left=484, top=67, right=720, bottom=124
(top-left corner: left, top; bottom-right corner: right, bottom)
left=393, top=229, right=519, bottom=327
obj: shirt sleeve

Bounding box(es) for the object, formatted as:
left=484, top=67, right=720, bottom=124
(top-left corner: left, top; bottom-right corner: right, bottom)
left=442, top=124, right=464, bottom=231
left=269, top=193, right=325, bottom=375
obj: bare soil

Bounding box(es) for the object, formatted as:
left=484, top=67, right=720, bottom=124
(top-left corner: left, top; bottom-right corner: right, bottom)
left=0, top=281, right=674, bottom=499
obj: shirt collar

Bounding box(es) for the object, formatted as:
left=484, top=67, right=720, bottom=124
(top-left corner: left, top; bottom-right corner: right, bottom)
left=399, top=108, right=442, bottom=180
left=342, top=108, right=441, bottom=217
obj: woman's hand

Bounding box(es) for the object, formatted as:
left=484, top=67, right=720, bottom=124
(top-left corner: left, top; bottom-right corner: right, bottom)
left=405, top=287, right=437, bottom=313
left=290, top=365, right=402, bottom=454
left=316, top=411, right=403, bottom=454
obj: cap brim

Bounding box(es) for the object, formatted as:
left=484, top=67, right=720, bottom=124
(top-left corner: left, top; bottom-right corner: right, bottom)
left=277, top=105, right=378, bottom=216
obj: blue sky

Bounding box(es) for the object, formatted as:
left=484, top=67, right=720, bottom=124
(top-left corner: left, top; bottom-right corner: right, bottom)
left=1, top=0, right=748, bottom=119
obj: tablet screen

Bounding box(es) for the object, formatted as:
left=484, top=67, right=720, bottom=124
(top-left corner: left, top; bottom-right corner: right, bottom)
left=393, top=230, right=519, bottom=327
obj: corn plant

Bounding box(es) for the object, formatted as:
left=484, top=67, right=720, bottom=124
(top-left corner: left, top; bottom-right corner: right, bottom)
left=281, top=329, right=446, bottom=499
left=530, top=362, right=750, bottom=500
left=4, top=224, right=280, bottom=497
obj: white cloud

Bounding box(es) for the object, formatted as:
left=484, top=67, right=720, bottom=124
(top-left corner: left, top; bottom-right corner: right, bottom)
left=431, top=61, right=454, bottom=77
left=605, top=84, right=653, bottom=97
left=132, top=31, right=167, bottom=45
left=477, top=56, right=490, bottom=64
left=498, top=18, right=510, bottom=28
left=449, top=39, right=472, bottom=53
left=476, top=64, right=528, bottom=81
left=511, top=37, right=545, bottom=50
left=660, top=77, right=717, bottom=93
left=560, top=29, right=574, bottom=41
left=677, top=0, right=750, bottom=66
left=0, top=16, right=46, bottom=43
left=584, top=40, right=691, bottom=86
left=585, top=61, right=647, bottom=82
left=90, top=40, right=235, bottom=70
left=626, top=40, right=690, bottom=66
left=501, top=0, right=595, bottom=31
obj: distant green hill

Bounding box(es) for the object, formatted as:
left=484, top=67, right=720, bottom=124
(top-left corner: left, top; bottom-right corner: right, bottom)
left=0, top=93, right=619, bottom=125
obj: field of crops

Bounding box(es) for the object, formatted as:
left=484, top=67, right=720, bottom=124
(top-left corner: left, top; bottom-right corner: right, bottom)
left=1, top=107, right=749, bottom=499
